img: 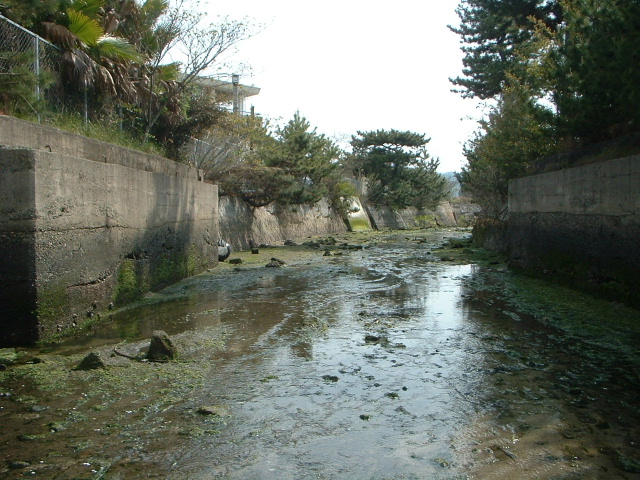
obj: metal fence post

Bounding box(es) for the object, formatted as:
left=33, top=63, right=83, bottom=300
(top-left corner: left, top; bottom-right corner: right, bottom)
left=34, top=37, right=40, bottom=100
left=1, top=14, right=62, bottom=122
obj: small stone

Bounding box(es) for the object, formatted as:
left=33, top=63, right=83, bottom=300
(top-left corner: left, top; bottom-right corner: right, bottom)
left=197, top=405, right=229, bottom=416
left=48, top=422, right=66, bottom=432
left=229, top=258, right=243, bottom=264
left=266, top=258, right=286, bottom=268
left=74, top=352, right=107, bottom=370
left=8, top=460, right=30, bottom=469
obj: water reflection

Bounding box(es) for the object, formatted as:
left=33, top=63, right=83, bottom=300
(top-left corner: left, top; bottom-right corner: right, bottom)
left=163, top=240, right=499, bottom=479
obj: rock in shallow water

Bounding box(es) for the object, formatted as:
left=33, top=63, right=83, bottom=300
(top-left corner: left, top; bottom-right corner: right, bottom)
left=74, top=352, right=107, bottom=370
left=197, top=405, right=230, bottom=416
left=265, top=258, right=286, bottom=268
left=146, top=330, right=177, bottom=362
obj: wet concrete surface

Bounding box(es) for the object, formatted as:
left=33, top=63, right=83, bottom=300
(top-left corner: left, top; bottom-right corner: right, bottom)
left=1, top=230, right=640, bottom=479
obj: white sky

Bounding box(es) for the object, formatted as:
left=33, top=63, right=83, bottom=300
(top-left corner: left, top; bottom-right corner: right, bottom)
left=198, top=0, right=484, bottom=172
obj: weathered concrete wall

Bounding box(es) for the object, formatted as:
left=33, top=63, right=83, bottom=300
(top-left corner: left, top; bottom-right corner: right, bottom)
left=366, top=202, right=462, bottom=230
left=218, top=196, right=348, bottom=250
left=451, top=201, right=482, bottom=227
left=507, top=155, right=640, bottom=306
left=0, top=116, right=199, bottom=180
left=0, top=118, right=218, bottom=346
left=509, top=155, right=639, bottom=216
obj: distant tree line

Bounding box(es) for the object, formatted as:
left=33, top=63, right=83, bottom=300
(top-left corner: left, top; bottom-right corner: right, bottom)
left=452, top=0, right=640, bottom=217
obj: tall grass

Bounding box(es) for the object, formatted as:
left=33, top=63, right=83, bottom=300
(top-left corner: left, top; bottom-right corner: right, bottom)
left=38, top=113, right=165, bottom=157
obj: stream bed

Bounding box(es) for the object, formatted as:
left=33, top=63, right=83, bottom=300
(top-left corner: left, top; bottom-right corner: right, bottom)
left=1, top=230, right=639, bottom=479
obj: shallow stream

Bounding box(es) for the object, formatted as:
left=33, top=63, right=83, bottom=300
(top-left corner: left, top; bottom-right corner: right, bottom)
left=1, top=231, right=639, bottom=479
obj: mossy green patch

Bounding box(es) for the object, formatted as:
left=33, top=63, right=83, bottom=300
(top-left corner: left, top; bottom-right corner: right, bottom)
left=348, top=217, right=371, bottom=231
left=155, top=253, right=181, bottom=287
left=37, top=283, right=68, bottom=323
left=187, top=244, right=198, bottom=276
left=154, top=247, right=204, bottom=288
left=434, top=238, right=507, bottom=267
left=462, top=259, right=640, bottom=363
left=113, top=260, right=144, bottom=306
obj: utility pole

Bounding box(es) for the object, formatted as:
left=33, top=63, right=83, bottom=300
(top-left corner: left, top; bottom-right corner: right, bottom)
left=232, top=73, right=240, bottom=114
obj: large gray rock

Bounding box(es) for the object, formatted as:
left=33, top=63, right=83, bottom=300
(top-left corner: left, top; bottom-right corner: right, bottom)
left=146, top=331, right=177, bottom=361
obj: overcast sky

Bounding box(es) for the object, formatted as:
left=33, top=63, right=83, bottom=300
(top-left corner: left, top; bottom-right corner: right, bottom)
left=197, top=0, right=484, bottom=172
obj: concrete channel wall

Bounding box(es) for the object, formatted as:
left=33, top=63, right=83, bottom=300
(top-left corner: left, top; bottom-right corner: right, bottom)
left=218, top=196, right=478, bottom=251
left=507, top=155, right=640, bottom=306
left=219, top=196, right=349, bottom=250
left=0, top=117, right=218, bottom=346
left=366, top=202, right=480, bottom=230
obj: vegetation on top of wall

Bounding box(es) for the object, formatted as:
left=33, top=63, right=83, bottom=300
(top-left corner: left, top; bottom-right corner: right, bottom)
left=39, top=113, right=165, bottom=157
left=0, top=0, right=256, bottom=161
left=212, top=112, right=358, bottom=217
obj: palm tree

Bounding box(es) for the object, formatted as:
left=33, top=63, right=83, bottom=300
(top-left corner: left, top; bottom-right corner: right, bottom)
left=41, top=0, right=143, bottom=113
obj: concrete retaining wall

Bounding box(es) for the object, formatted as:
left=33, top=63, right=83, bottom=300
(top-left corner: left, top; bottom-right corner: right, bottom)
left=218, top=196, right=478, bottom=252
left=219, top=196, right=348, bottom=250
left=507, top=155, right=640, bottom=306
left=0, top=116, right=199, bottom=180
left=366, top=202, right=474, bottom=230
left=0, top=117, right=218, bottom=345
left=509, top=155, right=639, bottom=216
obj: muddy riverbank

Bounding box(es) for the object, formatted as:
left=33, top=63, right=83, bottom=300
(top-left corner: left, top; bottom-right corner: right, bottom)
left=1, top=229, right=639, bottom=479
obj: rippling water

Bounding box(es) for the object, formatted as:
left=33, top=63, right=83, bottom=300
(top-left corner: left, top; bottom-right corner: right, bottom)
left=2, top=231, right=639, bottom=479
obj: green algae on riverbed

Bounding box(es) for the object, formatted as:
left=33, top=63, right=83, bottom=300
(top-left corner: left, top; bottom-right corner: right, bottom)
left=0, top=327, right=230, bottom=472
left=432, top=235, right=640, bottom=363
left=458, top=252, right=640, bottom=364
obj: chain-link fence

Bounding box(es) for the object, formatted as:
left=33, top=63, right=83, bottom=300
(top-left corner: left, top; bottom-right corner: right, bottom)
left=0, top=14, right=66, bottom=119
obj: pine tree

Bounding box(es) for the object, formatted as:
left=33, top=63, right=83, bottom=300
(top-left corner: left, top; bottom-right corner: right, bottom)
left=550, top=0, right=640, bottom=144
left=450, top=0, right=562, bottom=99
left=350, top=130, right=447, bottom=210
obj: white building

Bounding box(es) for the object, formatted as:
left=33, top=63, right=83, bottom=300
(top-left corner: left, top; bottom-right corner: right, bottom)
left=197, top=74, right=261, bottom=115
